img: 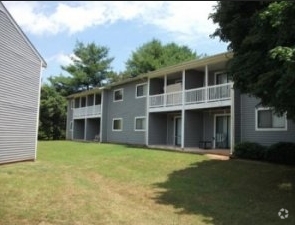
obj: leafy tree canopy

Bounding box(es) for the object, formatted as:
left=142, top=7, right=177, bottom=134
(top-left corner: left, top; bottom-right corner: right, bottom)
left=53, top=41, right=114, bottom=95
left=38, top=84, right=67, bottom=140
left=125, top=39, right=199, bottom=77
left=210, top=1, right=295, bottom=120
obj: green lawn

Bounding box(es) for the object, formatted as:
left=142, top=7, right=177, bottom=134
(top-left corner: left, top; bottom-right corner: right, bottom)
left=0, top=141, right=294, bottom=225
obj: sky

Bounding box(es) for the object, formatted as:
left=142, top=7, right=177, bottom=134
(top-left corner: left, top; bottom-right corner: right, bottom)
left=3, top=1, right=228, bottom=83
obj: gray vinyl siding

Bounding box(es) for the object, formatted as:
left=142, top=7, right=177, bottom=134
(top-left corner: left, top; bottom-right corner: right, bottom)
left=66, top=100, right=73, bottom=140
left=106, top=80, right=147, bottom=145
left=0, top=7, right=43, bottom=164
left=184, top=110, right=203, bottom=147
left=240, top=94, right=295, bottom=146
left=149, top=113, right=167, bottom=145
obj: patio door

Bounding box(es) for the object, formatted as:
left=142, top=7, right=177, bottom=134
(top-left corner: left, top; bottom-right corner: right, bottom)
left=215, top=115, right=230, bottom=148
left=174, top=117, right=182, bottom=146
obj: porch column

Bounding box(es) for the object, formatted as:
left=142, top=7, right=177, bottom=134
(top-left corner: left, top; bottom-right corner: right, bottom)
left=146, top=77, right=150, bottom=146
left=181, top=70, right=185, bottom=149
left=230, top=83, right=235, bottom=155
left=205, top=65, right=208, bottom=102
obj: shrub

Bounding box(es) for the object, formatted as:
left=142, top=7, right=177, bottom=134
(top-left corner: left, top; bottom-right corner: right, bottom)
left=233, top=142, right=267, bottom=160
left=265, top=142, right=295, bottom=165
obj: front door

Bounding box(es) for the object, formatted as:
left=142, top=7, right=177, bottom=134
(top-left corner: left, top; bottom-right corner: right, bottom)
left=174, top=117, right=182, bottom=146
left=215, top=115, right=230, bottom=148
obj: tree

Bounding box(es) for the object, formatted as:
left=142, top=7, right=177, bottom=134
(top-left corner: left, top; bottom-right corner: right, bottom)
left=38, top=84, right=67, bottom=140
left=209, top=1, right=295, bottom=120
left=125, top=39, right=199, bottom=77
left=61, top=41, right=114, bottom=91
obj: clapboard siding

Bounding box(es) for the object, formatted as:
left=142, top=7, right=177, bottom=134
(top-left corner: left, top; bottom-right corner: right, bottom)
left=0, top=3, right=45, bottom=164
left=240, top=94, right=295, bottom=146
left=106, top=80, right=147, bottom=145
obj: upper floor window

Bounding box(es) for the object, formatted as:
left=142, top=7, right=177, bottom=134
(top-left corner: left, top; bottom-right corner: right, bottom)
left=114, top=89, right=123, bottom=102
left=256, top=108, right=287, bottom=131
left=136, top=83, right=147, bottom=98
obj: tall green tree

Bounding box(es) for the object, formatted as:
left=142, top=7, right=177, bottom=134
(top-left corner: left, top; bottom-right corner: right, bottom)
left=125, top=39, right=199, bottom=77
left=38, top=84, right=67, bottom=140
left=61, top=41, right=114, bottom=91
left=209, top=1, right=295, bottom=120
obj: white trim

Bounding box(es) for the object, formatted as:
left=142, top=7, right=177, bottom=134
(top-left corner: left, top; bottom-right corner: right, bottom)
left=113, top=88, right=123, bottom=102
left=213, top=113, right=231, bottom=149
left=112, top=118, right=123, bottom=131
left=134, top=116, right=146, bottom=131
left=135, top=83, right=147, bottom=98
left=255, top=107, right=287, bottom=131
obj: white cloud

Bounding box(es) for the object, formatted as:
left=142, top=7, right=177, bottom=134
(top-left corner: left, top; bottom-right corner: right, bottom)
left=3, top=1, right=218, bottom=41
left=47, top=52, right=73, bottom=66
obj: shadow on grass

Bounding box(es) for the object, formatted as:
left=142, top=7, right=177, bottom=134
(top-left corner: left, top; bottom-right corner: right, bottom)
left=152, top=159, right=295, bottom=225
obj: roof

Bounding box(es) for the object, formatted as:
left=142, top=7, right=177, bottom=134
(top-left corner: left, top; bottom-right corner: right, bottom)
left=0, top=1, right=47, bottom=68
left=67, top=51, right=233, bottom=98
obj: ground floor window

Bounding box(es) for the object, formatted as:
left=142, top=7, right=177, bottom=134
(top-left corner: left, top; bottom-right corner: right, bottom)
left=256, top=108, right=287, bottom=131
left=135, top=117, right=145, bottom=131
left=113, top=118, right=123, bottom=131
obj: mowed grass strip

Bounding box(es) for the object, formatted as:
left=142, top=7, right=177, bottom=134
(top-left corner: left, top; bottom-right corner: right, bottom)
left=0, top=141, right=294, bottom=225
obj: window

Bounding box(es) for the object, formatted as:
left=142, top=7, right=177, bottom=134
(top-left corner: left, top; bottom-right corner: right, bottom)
left=135, top=117, right=146, bottom=131
left=114, top=89, right=123, bottom=102
left=136, top=83, right=147, bottom=98
left=256, top=108, right=287, bottom=131
left=113, top=118, right=122, bottom=131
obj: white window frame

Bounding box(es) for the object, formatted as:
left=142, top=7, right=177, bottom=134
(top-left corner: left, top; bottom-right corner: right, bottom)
left=255, top=107, right=287, bottom=131
left=134, top=116, right=146, bottom=131
left=70, top=121, right=73, bottom=131
left=112, top=118, right=123, bottom=131
left=135, top=83, right=147, bottom=98
left=113, top=88, right=123, bottom=102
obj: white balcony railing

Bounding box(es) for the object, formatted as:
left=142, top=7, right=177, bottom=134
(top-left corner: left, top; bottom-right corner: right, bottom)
left=73, top=105, right=101, bottom=119
left=149, top=83, right=232, bottom=108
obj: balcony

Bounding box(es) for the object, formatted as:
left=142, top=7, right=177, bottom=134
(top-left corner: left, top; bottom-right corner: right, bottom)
left=73, top=105, right=101, bottom=119
left=149, top=83, right=232, bottom=111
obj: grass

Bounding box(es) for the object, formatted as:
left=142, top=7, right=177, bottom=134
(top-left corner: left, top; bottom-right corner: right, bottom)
left=0, top=141, right=294, bottom=225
